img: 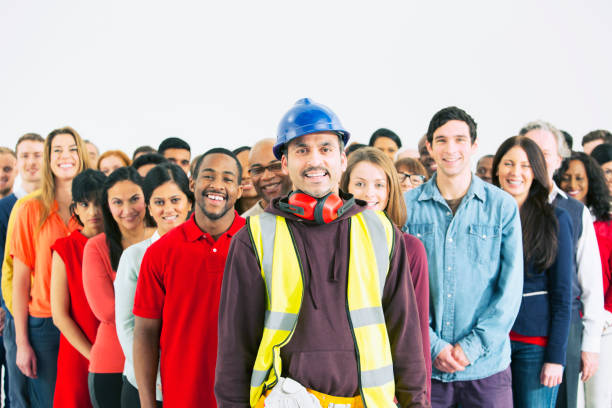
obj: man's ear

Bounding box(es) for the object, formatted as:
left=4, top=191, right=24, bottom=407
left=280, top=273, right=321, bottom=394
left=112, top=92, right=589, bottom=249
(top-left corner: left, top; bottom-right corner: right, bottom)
left=426, top=140, right=433, bottom=156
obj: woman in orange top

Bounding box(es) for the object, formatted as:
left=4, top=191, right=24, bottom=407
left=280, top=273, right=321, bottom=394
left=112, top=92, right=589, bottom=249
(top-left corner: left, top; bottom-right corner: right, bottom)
left=11, top=127, right=90, bottom=408
left=83, top=166, right=154, bottom=408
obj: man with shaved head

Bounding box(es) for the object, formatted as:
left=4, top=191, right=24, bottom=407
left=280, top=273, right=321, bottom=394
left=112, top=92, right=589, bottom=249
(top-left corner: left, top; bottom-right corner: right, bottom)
left=241, top=138, right=293, bottom=218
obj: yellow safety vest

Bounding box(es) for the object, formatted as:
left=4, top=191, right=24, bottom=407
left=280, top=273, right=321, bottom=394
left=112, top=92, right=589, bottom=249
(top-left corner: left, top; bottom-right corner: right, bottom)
left=246, top=210, right=397, bottom=408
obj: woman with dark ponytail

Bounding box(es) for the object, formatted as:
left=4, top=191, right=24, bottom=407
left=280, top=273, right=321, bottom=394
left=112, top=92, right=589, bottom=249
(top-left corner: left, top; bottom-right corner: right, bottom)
left=82, top=167, right=155, bottom=407
left=492, top=136, right=573, bottom=407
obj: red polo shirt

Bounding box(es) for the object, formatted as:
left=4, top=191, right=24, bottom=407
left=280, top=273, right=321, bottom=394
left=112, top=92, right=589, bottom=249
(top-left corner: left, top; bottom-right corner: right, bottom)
left=133, top=212, right=245, bottom=408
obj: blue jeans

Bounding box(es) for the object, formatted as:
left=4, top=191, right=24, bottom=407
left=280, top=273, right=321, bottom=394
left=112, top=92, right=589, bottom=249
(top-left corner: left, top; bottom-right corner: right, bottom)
left=3, top=311, right=29, bottom=408
left=27, top=316, right=59, bottom=408
left=511, top=341, right=560, bottom=408
left=0, top=333, right=10, bottom=408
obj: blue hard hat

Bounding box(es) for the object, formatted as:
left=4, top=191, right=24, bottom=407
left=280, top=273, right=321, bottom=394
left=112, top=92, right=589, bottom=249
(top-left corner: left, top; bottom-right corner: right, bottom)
left=273, top=98, right=350, bottom=159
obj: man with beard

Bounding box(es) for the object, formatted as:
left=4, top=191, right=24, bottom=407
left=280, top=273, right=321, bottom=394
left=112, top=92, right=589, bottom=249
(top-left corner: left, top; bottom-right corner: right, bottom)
left=215, top=98, right=427, bottom=407
left=0, top=148, right=17, bottom=199
left=133, top=148, right=245, bottom=408
left=242, top=138, right=293, bottom=218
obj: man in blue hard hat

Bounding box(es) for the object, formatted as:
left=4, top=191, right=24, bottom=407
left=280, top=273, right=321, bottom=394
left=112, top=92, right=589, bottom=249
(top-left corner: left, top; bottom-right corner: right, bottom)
left=215, top=98, right=428, bottom=408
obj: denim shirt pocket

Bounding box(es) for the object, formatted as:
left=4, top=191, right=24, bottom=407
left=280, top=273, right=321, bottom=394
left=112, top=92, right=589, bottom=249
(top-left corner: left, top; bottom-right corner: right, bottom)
left=407, top=223, right=434, bottom=249
left=467, top=224, right=501, bottom=267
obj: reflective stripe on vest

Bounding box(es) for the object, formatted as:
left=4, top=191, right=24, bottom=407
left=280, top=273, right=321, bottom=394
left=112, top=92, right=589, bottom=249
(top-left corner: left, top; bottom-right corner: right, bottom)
left=246, top=210, right=396, bottom=408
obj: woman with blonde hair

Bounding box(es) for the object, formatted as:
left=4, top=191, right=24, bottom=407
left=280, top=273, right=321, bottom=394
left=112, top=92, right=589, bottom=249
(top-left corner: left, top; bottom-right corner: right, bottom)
left=340, top=146, right=432, bottom=400
left=11, top=126, right=90, bottom=407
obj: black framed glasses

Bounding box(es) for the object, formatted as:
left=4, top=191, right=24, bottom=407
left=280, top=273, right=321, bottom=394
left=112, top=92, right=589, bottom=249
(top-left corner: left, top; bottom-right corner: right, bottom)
left=248, top=162, right=283, bottom=176
left=398, top=172, right=426, bottom=185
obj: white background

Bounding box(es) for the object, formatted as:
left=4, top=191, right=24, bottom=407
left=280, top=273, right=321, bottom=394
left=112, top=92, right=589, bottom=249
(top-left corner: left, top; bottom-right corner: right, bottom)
left=1, top=0, right=611, bottom=159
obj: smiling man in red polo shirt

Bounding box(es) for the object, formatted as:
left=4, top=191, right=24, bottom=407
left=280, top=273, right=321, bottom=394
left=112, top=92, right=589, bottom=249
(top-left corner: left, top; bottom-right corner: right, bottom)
left=132, top=148, right=245, bottom=408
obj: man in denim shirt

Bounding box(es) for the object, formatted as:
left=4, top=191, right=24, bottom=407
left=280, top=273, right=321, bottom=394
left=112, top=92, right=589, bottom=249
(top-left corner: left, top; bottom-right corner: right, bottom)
left=404, top=106, right=523, bottom=407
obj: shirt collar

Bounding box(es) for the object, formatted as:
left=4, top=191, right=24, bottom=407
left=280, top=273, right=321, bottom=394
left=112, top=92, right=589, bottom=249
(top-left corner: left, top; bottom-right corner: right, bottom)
left=184, top=211, right=245, bottom=242
left=548, top=182, right=567, bottom=204
left=13, top=185, right=28, bottom=199
left=418, top=172, right=486, bottom=203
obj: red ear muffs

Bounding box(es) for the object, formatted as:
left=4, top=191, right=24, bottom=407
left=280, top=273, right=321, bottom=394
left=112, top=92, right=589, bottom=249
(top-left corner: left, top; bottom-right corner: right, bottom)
left=279, top=191, right=355, bottom=224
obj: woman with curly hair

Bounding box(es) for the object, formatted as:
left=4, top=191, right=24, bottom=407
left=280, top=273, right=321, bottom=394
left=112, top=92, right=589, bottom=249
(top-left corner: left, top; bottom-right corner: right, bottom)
left=557, top=152, right=612, bottom=408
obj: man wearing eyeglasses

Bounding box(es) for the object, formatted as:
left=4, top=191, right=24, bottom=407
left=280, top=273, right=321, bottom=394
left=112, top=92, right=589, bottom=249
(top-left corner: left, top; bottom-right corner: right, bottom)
left=242, top=138, right=293, bottom=218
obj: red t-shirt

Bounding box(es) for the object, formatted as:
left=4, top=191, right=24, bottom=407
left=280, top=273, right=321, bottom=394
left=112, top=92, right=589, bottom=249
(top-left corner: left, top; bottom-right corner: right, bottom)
left=594, top=220, right=612, bottom=314
left=133, top=213, right=245, bottom=408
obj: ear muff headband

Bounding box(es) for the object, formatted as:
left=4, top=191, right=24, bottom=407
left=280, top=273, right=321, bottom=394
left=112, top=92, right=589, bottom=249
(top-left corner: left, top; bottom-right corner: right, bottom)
left=279, top=191, right=355, bottom=224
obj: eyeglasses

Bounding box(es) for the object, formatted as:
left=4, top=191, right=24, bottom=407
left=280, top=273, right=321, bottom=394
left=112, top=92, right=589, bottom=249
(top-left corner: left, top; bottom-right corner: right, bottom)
left=398, top=172, right=426, bottom=185
left=248, top=162, right=283, bottom=176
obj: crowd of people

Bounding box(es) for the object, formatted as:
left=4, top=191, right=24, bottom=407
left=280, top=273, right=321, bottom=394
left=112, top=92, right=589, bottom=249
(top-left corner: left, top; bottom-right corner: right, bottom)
left=0, top=98, right=610, bottom=408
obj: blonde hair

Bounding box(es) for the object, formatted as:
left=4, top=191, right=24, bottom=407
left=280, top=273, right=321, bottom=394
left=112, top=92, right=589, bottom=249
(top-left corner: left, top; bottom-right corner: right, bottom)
left=36, top=126, right=90, bottom=228
left=340, top=147, right=407, bottom=227
left=97, top=150, right=131, bottom=169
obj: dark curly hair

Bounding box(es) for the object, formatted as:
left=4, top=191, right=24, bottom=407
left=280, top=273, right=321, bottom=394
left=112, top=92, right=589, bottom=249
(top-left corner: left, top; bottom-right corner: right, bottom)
left=555, top=152, right=611, bottom=222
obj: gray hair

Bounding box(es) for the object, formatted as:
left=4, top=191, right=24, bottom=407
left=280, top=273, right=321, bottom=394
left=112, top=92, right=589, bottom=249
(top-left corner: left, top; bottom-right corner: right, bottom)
left=519, top=120, right=571, bottom=159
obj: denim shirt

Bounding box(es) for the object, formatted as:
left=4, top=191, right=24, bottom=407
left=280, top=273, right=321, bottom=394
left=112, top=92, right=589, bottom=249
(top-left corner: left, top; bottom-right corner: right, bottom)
left=403, top=174, right=523, bottom=382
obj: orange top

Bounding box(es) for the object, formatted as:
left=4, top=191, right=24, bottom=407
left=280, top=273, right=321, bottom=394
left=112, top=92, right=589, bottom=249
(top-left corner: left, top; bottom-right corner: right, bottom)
left=11, top=198, right=80, bottom=317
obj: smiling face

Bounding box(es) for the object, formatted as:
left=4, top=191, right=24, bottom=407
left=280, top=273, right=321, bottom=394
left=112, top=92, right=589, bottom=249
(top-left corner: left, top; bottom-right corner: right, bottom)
left=99, top=155, right=125, bottom=176
left=249, top=139, right=292, bottom=205
left=192, top=153, right=242, bottom=221
left=0, top=153, right=17, bottom=197
left=148, top=181, right=192, bottom=235
left=496, top=146, right=534, bottom=206
left=74, top=199, right=103, bottom=236
left=16, top=140, right=44, bottom=184
left=560, top=159, right=589, bottom=204
left=236, top=149, right=258, bottom=199
left=347, top=161, right=389, bottom=211
left=427, top=120, right=477, bottom=180
left=282, top=132, right=347, bottom=198
left=107, top=180, right=147, bottom=233
left=50, top=133, right=81, bottom=181
left=373, top=137, right=399, bottom=161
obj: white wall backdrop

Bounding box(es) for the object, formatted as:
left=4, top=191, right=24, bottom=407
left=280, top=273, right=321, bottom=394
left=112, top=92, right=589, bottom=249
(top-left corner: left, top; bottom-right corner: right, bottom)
left=1, top=0, right=611, bottom=159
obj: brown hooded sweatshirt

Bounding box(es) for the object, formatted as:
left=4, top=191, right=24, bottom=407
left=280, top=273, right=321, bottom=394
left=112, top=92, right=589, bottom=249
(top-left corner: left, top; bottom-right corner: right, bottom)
left=215, top=194, right=428, bottom=407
